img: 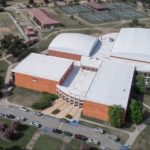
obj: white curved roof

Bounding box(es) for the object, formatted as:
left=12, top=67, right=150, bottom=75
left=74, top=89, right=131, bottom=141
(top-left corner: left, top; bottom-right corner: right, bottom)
left=111, top=28, right=150, bottom=62
left=48, top=33, right=100, bottom=57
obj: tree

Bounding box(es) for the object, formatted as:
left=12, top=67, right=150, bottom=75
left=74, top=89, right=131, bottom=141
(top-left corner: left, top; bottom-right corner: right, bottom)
left=3, top=127, right=14, bottom=139
left=0, top=34, right=27, bottom=57
left=108, top=105, right=124, bottom=128
left=130, top=99, right=143, bottom=124
left=0, top=0, right=6, bottom=6
left=11, top=121, right=21, bottom=131
left=135, top=74, right=145, bottom=94
left=0, top=123, right=7, bottom=132
left=0, top=76, right=4, bottom=89
left=28, top=0, right=34, bottom=4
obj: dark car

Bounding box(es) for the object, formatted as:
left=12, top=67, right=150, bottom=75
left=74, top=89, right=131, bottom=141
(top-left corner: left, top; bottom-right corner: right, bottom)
left=145, top=117, right=150, bottom=125
left=52, top=128, right=63, bottom=134
left=75, top=134, right=88, bottom=141
left=6, top=114, right=15, bottom=119
left=63, top=131, right=73, bottom=137
left=60, top=119, right=70, bottom=123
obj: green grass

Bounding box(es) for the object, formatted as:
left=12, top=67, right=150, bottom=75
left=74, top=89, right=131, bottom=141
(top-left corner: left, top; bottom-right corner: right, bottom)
left=132, top=126, right=150, bottom=150
left=8, top=87, right=42, bottom=107
left=0, top=13, right=21, bottom=39
left=33, top=135, right=63, bottom=150
left=0, top=118, right=11, bottom=125
left=0, top=60, right=9, bottom=78
left=66, top=139, right=82, bottom=150
left=0, top=118, right=37, bottom=150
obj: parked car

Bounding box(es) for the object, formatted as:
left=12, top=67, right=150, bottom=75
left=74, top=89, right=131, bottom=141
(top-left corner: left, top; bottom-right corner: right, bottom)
left=30, top=122, right=41, bottom=128
left=52, top=128, right=63, bottom=134
left=0, top=113, right=5, bottom=117
left=108, top=135, right=120, bottom=142
left=6, top=114, right=15, bottom=119
left=19, top=107, right=29, bottom=112
left=32, top=111, right=43, bottom=116
left=15, top=116, right=27, bottom=122
left=94, top=128, right=105, bottom=134
left=74, top=134, right=88, bottom=141
left=60, top=119, right=70, bottom=123
left=63, top=131, right=73, bottom=137
left=86, top=138, right=100, bottom=146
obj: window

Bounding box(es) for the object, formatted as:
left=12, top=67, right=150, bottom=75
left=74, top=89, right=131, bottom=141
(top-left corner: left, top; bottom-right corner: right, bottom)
left=32, top=78, right=37, bottom=83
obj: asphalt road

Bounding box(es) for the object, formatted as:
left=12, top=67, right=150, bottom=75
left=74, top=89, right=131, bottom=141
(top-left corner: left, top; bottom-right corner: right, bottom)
left=0, top=105, right=122, bottom=150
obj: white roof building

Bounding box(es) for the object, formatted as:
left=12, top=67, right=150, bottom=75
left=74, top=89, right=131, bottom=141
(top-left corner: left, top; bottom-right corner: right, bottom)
left=80, top=56, right=102, bottom=69
left=48, top=33, right=100, bottom=57
left=111, top=28, right=150, bottom=62
left=12, top=53, right=73, bottom=81
left=86, top=60, right=135, bottom=109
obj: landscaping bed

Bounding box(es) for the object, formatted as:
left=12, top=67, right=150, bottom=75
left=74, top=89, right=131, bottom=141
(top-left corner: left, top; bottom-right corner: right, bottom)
left=0, top=118, right=37, bottom=150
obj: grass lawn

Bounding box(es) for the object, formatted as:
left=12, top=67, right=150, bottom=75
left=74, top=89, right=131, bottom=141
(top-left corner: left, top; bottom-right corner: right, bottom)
left=132, top=126, right=150, bottom=150
left=0, top=60, right=9, bottom=78
left=0, top=13, right=21, bottom=39
left=33, top=135, right=63, bottom=150
left=143, top=94, right=150, bottom=106
left=0, top=118, right=37, bottom=150
left=8, top=87, right=42, bottom=107
left=66, top=139, right=82, bottom=150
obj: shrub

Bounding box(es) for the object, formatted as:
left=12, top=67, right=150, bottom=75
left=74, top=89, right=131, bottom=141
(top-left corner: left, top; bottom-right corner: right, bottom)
left=130, top=99, right=143, bottom=124
left=0, top=123, right=7, bottom=132
left=52, top=109, right=60, bottom=114
left=32, top=92, right=58, bottom=109
left=11, top=121, right=21, bottom=131
left=108, top=105, right=124, bottom=128
left=66, top=114, right=73, bottom=119
left=3, top=127, right=14, bottom=139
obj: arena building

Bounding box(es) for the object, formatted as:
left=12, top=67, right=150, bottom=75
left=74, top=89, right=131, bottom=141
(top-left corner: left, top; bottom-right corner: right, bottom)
left=12, top=28, right=150, bottom=122
left=48, top=33, right=100, bottom=60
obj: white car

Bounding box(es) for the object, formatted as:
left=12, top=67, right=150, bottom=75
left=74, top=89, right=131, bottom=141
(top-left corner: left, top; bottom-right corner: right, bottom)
left=30, top=122, right=41, bottom=128
left=19, top=107, right=29, bottom=112
left=87, top=138, right=100, bottom=145
left=32, top=111, right=43, bottom=116
left=94, top=128, right=105, bottom=134
left=15, top=116, right=26, bottom=122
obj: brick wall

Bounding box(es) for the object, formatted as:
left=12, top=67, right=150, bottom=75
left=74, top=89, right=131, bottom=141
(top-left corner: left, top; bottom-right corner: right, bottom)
left=14, top=73, right=58, bottom=94
left=83, top=100, right=109, bottom=121
left=48, top=50, right=81, bottom=61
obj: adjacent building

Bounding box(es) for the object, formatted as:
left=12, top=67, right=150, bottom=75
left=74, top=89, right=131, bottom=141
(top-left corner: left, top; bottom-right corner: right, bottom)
left=29, top=9, right=62, bottom=28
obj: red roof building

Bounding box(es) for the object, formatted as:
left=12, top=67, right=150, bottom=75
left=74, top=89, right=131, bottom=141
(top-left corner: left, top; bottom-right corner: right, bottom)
left=86, top=2, right=107, bottom=11
left=29, top=9, right=62, bottom=28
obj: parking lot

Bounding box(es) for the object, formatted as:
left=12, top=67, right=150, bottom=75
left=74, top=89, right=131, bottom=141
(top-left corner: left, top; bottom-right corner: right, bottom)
left=0, top=105, right=123, bottom=149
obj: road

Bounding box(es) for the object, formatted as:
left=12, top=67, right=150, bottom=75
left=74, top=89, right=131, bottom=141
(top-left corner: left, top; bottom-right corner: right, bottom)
left=0, top=104, right=122, bottom=150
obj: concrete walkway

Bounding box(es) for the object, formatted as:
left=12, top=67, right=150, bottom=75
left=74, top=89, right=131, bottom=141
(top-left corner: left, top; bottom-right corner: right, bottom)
left=143, top=102, right=150, bottom=110
left=125, top=124, right=146, bottom=146
left=26, top=132, right=41, bottom=150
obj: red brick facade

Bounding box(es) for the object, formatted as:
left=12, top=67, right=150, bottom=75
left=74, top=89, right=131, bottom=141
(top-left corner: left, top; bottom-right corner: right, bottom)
left=48, top=50, right=81, bottom=61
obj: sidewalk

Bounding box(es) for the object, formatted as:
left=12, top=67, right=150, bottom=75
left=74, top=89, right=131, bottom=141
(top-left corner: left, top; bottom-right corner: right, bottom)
left=26, top=131, right=41, bottom=150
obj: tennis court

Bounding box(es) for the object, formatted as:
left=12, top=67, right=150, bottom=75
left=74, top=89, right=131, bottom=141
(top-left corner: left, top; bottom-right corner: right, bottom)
left=79, top=9, right=146, bottom=24
left=61, top=5, right=92, bottom=14
left=104, top=2, right=133, bottom=10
